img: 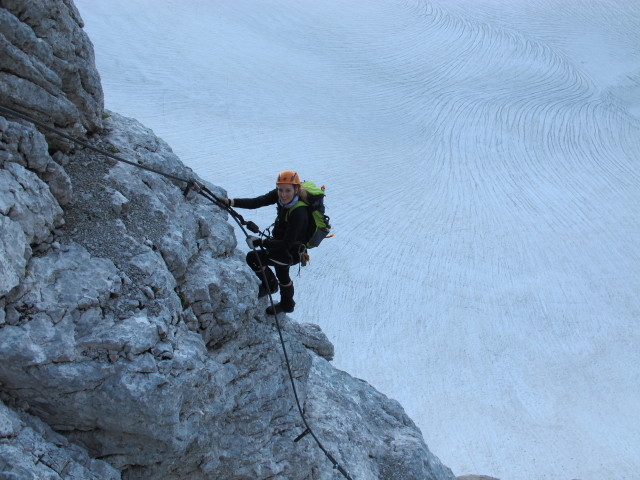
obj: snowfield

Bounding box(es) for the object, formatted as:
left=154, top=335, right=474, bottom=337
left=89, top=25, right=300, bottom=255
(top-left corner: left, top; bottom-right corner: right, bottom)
left=75, top=1, right=640, bottom=479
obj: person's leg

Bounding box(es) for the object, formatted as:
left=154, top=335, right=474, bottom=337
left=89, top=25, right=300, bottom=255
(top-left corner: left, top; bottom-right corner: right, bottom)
left=246, top=250, right=278, bottom=297
left=266, top=265, right=295, bottom=315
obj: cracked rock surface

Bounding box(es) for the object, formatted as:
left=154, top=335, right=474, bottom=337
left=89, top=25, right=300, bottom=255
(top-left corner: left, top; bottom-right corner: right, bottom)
left=0, top=0, right=103, bottom=141
left=0, top=394, right=119, bottom=480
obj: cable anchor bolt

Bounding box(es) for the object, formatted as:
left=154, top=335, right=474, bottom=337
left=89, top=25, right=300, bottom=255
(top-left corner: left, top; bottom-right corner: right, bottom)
left=293, top=428, right=310, bottom=443
left=183, top=180, right=203, bottom=200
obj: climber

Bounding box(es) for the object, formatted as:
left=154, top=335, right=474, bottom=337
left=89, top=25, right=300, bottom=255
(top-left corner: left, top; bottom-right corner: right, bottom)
left=222, top=170, right=309, bottom=315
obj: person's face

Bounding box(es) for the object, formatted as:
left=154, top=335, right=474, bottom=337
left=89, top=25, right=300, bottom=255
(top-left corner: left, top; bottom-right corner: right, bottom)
left=277, top=184, right=297, bottom=204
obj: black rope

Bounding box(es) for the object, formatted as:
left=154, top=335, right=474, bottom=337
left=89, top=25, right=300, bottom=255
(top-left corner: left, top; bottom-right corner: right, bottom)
left=253, top=255, right=353, bottom=480
left=0, top=104, right=353, bottom=479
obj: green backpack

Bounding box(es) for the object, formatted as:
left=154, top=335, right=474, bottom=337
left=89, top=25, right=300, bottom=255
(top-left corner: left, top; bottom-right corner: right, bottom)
left=288, top=181, right=331, bottom=248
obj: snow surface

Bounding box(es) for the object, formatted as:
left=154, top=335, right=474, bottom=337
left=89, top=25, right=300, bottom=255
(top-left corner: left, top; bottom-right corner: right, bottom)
left=74, top=1, right=640, bottom=479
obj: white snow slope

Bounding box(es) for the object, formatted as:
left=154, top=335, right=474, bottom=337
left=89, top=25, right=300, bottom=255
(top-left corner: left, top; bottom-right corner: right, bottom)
left=74, top=1, right=640, bottom=479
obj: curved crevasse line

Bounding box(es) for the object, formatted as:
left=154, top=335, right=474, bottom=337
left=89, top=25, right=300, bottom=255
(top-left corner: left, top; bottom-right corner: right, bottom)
left=401, top=1, right=636, bottom=183
left=348, top=1, right=639, bottom=308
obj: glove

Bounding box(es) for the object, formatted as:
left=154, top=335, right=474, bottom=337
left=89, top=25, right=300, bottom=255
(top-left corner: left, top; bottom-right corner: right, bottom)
left=245, top=236, right=262, bottom=249
left=218, top=197, right=232, bottom=207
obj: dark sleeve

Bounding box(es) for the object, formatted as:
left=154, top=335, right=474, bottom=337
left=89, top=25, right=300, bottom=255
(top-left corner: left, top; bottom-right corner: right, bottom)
left=233, top=189, right=278, bottom=209
left=264, top=205, right=308, bottom=252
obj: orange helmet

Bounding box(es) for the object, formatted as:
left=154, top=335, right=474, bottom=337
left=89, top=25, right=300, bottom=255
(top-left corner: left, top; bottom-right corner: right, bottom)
left=276, top=170, right=300, bottom=185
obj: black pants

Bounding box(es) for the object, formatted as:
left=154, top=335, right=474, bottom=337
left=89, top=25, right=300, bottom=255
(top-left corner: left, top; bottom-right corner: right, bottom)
left=246, top=249, right=300, bottom=285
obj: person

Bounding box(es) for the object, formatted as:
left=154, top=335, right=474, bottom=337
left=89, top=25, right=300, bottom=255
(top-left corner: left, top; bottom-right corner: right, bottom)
left=225, top=170, right=309, bottom=315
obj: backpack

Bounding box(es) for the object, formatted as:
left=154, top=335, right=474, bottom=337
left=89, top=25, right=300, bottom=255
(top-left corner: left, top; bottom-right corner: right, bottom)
left=288, top=181, right=331, bottom=249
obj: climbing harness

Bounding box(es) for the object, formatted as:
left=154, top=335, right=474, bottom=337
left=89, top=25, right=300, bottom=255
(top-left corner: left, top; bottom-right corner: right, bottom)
left=0, top=104, right=353, bottom=480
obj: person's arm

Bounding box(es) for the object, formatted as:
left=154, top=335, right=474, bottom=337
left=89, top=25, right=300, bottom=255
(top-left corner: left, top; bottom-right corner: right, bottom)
left=232, top=189, right=278, bottom=209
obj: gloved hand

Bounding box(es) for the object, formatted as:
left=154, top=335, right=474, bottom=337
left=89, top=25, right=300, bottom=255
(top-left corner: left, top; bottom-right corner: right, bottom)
left=245, top=236, right=262, bottom=249
left=218, top=197, right=233, bottom=207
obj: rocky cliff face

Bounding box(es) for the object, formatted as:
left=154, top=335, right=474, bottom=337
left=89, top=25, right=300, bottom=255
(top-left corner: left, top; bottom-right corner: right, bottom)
left=0, top=2, right=457, bottom=479
left=0, top=0, right=103, bottom=148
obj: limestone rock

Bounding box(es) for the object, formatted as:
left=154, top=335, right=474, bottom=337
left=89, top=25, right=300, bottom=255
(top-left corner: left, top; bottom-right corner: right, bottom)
left=180, top=251, right=258, bottom=348
left=0, top=215, right=26, bottom=298
left=286, top=320, right=335, bottom=361
left=0, top=117, right=69, bottom=298
left=304, top=357, right=455, bottom=480
left=0, top=396, right=120, bottom=480
left=0, top=0, right=104, bottom=147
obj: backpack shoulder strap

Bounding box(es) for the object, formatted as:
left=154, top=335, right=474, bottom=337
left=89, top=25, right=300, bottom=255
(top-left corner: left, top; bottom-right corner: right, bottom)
left=285, top=200, right=308, bottom=220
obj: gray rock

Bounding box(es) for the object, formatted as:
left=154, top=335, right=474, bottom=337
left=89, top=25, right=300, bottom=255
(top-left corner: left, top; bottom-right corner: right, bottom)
left=180, top=251, right=258, bottom=348
left=0, top=397, right=120, bottom=479
left=109, top=189, right=129, bottom=215
left=7, top=242, right=122, bottom=322
left=304, top=357, right=455, bottom=480
left=0, top=0, right=104, bottom=147
left=2, top=160, right=63, bottom=242
left=0, top=215, right=27, bottom=297
left=283, top=320, right=336, bottom=361
left=0, top=118, right=70, bottom=298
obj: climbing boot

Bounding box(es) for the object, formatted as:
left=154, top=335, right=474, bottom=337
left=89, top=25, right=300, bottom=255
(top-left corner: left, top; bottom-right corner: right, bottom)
left=256, top=268, right=278, bottom=298
left=266, top=283, right=295, bottom=315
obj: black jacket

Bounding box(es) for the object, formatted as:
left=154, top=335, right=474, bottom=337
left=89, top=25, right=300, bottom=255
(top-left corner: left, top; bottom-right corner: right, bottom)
left=233, top=189, right=309, bottom=255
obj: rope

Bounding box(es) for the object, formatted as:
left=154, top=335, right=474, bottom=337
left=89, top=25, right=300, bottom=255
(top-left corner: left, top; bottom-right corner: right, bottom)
left=0, top=104, right=353, bottom=479
left=253, top=257, right=353, bottom=480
